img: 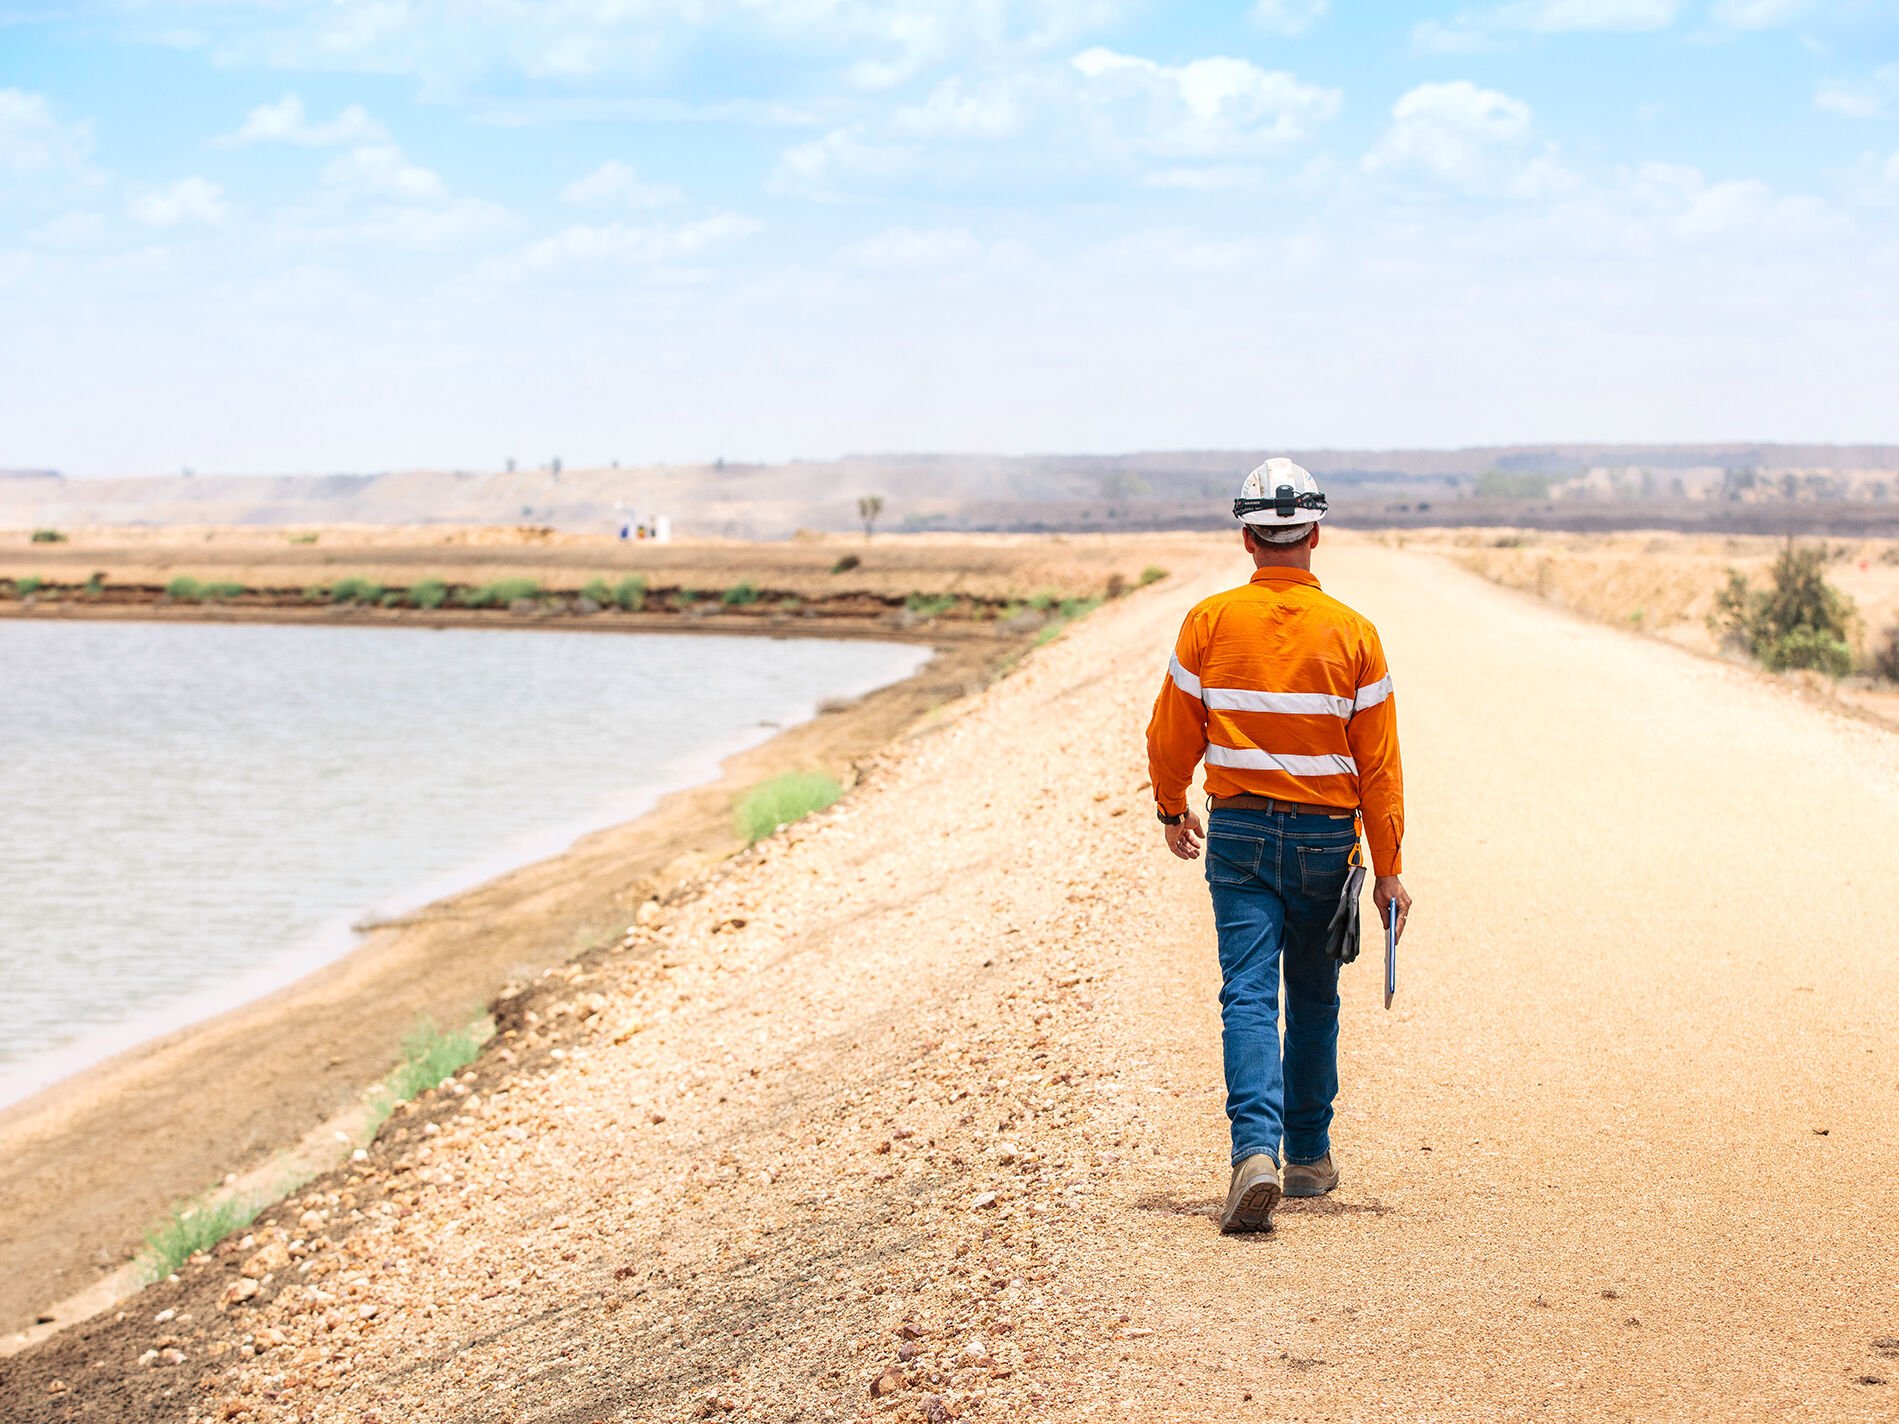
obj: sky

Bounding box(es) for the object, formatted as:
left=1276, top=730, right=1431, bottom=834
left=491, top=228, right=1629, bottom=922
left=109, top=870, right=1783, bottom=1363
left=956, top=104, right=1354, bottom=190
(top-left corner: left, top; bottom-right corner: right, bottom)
left=1, top=0, right=1895, bottom=477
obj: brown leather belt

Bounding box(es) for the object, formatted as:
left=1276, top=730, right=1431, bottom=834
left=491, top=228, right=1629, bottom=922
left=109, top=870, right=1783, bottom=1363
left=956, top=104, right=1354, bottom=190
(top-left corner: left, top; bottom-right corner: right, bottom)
left=1208, top=793, right=1354, bottom=820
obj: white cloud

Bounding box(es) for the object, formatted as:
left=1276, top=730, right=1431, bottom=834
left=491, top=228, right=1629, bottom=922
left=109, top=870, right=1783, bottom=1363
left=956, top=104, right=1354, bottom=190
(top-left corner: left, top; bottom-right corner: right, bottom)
left=226, top=94, right=384, bottom=147
left=1141, top=164, right=1266, bottom=191
left=1366, top=81, right=1533, bottom=187
left=29, top=211, right=106, bottom=247
left=1624, top=161, right=1837, bottom=239
left=127, top=176, right=226, bottom=226
left=1251, top=0, right=1329, bottom=36
left=1708, top=0, right=1815, bottom=26
left=504, top=213, right=761, bottom=274
left=0, top=89, right=93, bottom=176
left=322, top=144, right=447, bottom=201
left=562, top=160, right=683, bottom=208
left=1415, top=0, right=1681, bottom=50
left=1815, top=64, right=1899, bottom=118
left=1070, top=47, right=1341, bottom=155
left=770, top=126, right=917, bottom=195
left=893, top=76, right=1024, bottom=138
left=838, top=225, right=985, bottom=270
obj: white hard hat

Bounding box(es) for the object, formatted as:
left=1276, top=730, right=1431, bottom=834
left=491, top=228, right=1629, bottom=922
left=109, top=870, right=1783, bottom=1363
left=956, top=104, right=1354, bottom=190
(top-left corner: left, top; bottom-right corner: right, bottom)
left=1234, top=457, right=1327, bottom=543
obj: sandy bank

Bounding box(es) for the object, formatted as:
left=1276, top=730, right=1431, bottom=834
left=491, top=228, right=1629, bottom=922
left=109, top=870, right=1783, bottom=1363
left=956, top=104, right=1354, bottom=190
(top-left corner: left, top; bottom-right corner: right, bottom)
left=0, top=579, right=1114, bottom=1343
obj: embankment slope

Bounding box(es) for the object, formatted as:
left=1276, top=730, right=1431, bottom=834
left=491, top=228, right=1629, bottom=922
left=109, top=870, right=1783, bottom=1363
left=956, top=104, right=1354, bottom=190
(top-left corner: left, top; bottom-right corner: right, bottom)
left=5, top=536, right=1896, bottom=1421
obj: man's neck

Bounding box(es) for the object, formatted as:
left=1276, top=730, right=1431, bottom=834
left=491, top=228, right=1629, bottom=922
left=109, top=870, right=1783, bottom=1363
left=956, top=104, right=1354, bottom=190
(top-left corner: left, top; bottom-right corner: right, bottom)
left=1251, top=550, right=1313, bottom=573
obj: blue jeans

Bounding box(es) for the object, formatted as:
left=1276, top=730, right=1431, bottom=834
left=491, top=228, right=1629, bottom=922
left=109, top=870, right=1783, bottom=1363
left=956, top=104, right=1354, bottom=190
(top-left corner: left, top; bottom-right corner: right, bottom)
left=1204, top=807, right=1356, bottom=1167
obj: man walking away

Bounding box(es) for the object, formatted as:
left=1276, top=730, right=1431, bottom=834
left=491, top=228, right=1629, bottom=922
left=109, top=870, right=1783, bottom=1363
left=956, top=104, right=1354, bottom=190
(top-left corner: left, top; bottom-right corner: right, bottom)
left=1145, top=457, right=1411, bottom=1234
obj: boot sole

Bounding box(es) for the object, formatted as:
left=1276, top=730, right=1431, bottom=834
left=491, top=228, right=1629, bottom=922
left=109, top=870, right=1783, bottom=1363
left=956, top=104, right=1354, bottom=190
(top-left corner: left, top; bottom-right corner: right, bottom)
left=1219, top=1180, right=1281, bottom=1234
left=1282, top=1176, right=1340, bottom=1199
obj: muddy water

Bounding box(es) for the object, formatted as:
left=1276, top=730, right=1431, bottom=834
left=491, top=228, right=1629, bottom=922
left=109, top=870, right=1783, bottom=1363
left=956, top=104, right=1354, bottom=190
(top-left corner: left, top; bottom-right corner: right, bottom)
left=0, top=620, right=927, bottom=1105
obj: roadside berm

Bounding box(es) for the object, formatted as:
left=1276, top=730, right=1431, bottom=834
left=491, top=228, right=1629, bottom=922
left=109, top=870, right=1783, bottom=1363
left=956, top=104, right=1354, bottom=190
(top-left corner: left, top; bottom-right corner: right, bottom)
left=5, top=536, right=1897, bottom=1422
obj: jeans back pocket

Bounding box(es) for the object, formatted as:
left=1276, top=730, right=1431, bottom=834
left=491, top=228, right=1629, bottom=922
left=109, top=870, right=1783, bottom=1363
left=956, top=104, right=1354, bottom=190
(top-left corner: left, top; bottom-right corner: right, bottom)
left=1206, top=833, right=1264, bottom=886
left=1295, top=840, right=1354, bottom=900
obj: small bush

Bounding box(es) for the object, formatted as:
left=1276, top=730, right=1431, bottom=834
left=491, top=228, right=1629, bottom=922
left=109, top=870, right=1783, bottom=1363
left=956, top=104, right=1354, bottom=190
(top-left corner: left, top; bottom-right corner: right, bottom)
left=1105, top=573, right=1127, bottom=599
left=140, top=1192, right=263, bottom=1282
left=380, top=1018, right=485, bottom=1109
left=1026, top=590, right=1058, bottom=612
left=904, top=593, right=957, bottom=618
left=736, top=771, right=842, bottom=844
left=1058, top=596, right=1101, bottom=620
left=459, top=577, right=540, bottom=609
left=165, top=576, right=203, bottom=602
left=30, top=528, right=66, bottom=543
left=675, top=588, right=700, bottom=608
left=302, top=584, right=328, bottom=604
left=1138, top=566, right=1167, bottom=587
left=722, top=581, right=760, bottom=606
left=581, top=577, right=612, bottom=605
left=1710, top=541, right=1857, bottom=678
left=832, top=553, right=861, bottom=574
left=82, top=571, right=106, bottom=598
left=201, top=581, right=245, bottom=601
left=408, top=578, right=448, bottom=610
left=613, top=575, right=646, bottom=612
left=1873, top=625, right=1899, bottom=682
left=380, top=590, right=402, bottom=607
left=288, top=532, right=318, bottom=545
left=330, top=576, right=384, bottom=605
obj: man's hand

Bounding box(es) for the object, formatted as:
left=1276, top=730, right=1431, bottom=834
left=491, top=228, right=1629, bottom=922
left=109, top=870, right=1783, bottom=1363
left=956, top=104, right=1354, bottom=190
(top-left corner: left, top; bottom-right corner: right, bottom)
left=1163, top=810, right=1205, bottom=861
left=1373, top=875, right=1412, bottom=942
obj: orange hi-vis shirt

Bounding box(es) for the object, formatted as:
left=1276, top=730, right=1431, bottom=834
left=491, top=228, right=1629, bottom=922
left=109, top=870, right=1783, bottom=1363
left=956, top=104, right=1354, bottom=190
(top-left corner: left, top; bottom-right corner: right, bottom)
left=1146, top=566, right=1405, bottom=876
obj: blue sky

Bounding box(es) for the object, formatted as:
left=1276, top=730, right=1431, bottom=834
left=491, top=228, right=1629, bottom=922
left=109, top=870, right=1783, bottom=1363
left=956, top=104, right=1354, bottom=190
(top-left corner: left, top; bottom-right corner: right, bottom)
left=1, top=0, right=1895, bottom=476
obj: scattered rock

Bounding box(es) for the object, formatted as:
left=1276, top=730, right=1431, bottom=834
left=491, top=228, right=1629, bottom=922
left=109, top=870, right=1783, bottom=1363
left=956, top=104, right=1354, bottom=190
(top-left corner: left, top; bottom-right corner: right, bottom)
left=970, top=1192, right=998, bottom=1210
left=869, top=1365, right=905, bottom=1398
left=243, top=1242, right=291, bottom=1279
left=222, top=1278, right=260, bottom=1308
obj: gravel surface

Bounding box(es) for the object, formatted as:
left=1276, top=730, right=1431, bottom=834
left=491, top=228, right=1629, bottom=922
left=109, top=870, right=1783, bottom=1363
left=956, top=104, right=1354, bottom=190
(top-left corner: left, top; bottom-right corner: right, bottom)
left=7, top=536, right=1896, bottom=1422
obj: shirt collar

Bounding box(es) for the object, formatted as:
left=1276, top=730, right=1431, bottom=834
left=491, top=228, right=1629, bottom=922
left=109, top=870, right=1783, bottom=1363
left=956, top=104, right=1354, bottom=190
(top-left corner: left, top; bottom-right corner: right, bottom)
left=1249, top=566, right=1321, bottom=590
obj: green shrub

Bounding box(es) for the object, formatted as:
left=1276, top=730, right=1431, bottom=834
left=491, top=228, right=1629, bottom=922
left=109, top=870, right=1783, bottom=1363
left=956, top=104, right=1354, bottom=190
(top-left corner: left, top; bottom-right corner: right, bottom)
left=904, top=593, right=958, bottom=618
left=379, top=1018, right=485, bottom=1110
left=832, top=553, right=861, bottom=574
left=13, top=575, right=44, bottom=596
left=139, top=1192, right=263, bottom=1282
left=380, top=590, right=402, bottom=607
left=1138, top=566, right=1167, bottom=587
left=165, top=576, right=203, bottom=602
left=288, top=532, right=318, bottom=544
left=406, top=578, right=447, bottom=609
left=459, top=577, right=540, bottom=609
left=302, top=584, right=328, bottom=603
left=1058, top=596, right=1101, bottom=620
left=30, top=528, right=66, bottom=543
left=329, top=576, right=384, bottom=605
left=675, top=588, right=699, bottom=608
left=612, top=575, right=646, bottom=612
left=1026, top=590, right=1057, bottom=612
left=1873, top=625, right=1899, bottom=682
left=201, top=581, right=245, bottom=601
left=82, top=571, right=106, bottom=598
left=722, top=581, right=760, bottom=606
left=581, top=577, right=612, bottom=605
left=1710, top=541, right=1857, bottom=678
left=736, top=771, right=842, bottom=844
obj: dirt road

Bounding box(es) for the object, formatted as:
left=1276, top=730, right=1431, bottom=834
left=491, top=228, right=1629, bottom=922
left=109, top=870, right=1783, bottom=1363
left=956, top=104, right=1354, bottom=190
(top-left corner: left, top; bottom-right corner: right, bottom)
left=6, top=537, right=1896, bottom=1422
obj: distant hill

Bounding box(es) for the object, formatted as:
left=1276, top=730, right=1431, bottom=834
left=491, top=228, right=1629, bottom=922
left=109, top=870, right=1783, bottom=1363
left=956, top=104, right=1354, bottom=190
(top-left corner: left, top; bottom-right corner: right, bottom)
left=3, top=445, right=1895, bottom=539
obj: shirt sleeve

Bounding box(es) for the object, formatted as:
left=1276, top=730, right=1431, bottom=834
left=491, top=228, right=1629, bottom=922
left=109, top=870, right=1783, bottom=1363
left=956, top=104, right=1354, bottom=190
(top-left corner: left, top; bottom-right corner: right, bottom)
left=1145, top=609, right=1209, bottom=817
left=1345, top=626, right=1405, bottom=876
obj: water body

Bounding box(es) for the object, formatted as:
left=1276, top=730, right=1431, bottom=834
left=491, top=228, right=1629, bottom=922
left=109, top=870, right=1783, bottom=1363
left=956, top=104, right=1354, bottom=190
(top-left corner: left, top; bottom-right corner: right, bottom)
left=0, top=620, right=929, bottom=1107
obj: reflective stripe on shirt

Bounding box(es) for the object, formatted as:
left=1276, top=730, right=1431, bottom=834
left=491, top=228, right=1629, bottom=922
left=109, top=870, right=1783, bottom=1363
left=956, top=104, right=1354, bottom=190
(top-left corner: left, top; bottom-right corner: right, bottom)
left=1205, top=744, right=1358, bottom=777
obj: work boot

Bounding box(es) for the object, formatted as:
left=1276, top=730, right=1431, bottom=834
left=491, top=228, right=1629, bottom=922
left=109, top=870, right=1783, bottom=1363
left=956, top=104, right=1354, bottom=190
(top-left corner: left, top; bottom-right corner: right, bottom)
left=1220, top=1153, right=1281, bottom=1234
left=1282, top=1152, right=1340, bottom=1198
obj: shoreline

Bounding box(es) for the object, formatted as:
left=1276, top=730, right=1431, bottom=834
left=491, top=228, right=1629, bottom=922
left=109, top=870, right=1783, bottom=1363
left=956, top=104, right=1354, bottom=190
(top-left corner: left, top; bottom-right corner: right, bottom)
left=0, top=614, right=1024, bottom=1340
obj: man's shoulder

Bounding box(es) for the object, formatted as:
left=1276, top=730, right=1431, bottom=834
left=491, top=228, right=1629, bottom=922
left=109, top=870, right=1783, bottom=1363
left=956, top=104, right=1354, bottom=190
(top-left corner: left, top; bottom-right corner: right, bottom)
left=1189, top=578, right=1381, bottom=641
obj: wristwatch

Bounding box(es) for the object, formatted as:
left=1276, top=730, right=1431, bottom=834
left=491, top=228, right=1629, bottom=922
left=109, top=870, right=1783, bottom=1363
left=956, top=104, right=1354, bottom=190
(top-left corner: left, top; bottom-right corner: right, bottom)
left=1156, top=808, right=1185, bottom=825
